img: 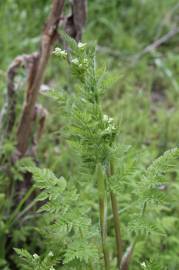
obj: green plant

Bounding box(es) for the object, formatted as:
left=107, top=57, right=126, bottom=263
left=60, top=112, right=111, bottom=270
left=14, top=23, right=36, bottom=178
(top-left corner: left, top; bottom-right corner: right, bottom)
left=1, top=1, right=179, bottom=269
left=13, top=36, right=179, bottom=270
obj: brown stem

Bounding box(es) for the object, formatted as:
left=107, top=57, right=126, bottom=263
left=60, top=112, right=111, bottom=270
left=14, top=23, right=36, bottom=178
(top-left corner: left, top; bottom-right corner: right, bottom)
left=16, top=0, right=65, bottom=156
left=0, top=53, right=37, bottom=138
left=64, top=0, right=87, bottom=42
left=32, top=104, right=48, bottom=143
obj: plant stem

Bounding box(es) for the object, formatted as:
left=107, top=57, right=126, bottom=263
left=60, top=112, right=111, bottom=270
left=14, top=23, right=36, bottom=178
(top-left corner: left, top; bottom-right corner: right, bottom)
left=0, top=232, right=6, bottom=266
left=99, top=197, right=110, bottom=270
left=96, top=163, right=110, bottom=270
left=110, top=191, right=123, bottom=268
left=15, top=198, right=37, bottom=221
left=7, top=186, right=35, bottom=227
left=109, top=161, right=123, bottom=269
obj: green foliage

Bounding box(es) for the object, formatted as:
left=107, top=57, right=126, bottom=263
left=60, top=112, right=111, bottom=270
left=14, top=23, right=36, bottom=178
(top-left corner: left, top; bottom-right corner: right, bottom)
left=146, top=147, right=179, bottom=182
left=23, top=165, right=99, bottom=269
left=139, top=259, right=167, bottom=270
left=15, top=37, right=179, bottom=270
left=1, top=1, right=179, bottom=269
left=15, top=249, right=57, bottom=270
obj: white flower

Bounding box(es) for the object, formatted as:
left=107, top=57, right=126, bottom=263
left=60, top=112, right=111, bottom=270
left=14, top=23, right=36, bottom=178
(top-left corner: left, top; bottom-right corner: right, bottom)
left=33, top=253, right=39, bottom=259
left=103, top=114, right=114, bottom=123
left=48, top=251, right=54, bottom=257
left=71, top=58, right=79, bottom=65
left=78, top=42, right=87, bottom=49
left=105, top=124, right=116, bottom=133
left=105, top=127, right=111, bottom=132
left=111, top=125, right=116, bottom=130
left=103, top=114, right=109, bottom=122
left=53, top=47, right=67, bottom=57
left=141, top=262, right=146, bottom=268
left=108, top=117, right=113, bottom=123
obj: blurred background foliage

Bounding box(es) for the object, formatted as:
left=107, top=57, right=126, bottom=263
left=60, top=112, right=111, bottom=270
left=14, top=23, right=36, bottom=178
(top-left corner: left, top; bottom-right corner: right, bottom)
left=1, top=0, right=179, bottom=269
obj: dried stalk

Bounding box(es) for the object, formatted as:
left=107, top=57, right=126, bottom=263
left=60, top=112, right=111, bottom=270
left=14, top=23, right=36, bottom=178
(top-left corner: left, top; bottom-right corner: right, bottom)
left=16, top=0, right=65, bottom=156
left=139, top=27, right=179, bottom=57
left=64, top=0, right=87, bottom=41
left=16, top=0, right=87, bottom=157
left=0, top=53, right=37, bottom=138
left=33, top=104, right=48, bottom=142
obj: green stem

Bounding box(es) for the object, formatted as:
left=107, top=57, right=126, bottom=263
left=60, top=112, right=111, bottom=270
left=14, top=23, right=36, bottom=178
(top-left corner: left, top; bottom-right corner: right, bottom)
left=99, top=197, right=110, bottom=270
left=110, top=191, right=123, bottom=268
left=7, top=186, right=35, bottom=227
left=0, top=232, right=6, bottom=266
left=109, top=161, right=123, bottom=269
left=141, top=200, right=147, bottom=216
left=14, top=198, right=37, bottom=222
left=96, top=163, right=110, bottom=270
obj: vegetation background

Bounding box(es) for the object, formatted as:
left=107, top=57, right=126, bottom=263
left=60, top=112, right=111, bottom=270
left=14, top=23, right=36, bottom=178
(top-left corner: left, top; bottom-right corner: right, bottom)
left=1, top=0, right=179, bottom=269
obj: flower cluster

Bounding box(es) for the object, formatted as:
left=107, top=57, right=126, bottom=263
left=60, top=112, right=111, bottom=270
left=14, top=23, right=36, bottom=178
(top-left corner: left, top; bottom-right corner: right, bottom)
left=53, top=42, right=88, bottom=79
left=53, top=42, right=86, bottom=58
left=103, top=114, right=116, bottom=133
left=78, top=42, right=87, bottom=49
left=53, top=47, right=67, bottom=58
left=141, top=262, right=146, bottom=268
left=71, top=57, right=88, bottom=69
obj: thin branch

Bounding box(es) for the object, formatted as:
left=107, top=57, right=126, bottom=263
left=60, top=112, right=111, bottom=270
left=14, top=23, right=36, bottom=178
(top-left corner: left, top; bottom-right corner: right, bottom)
left=136, top=27, right=179, bottom=59
left=96, top=27, right=179, bottom=63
